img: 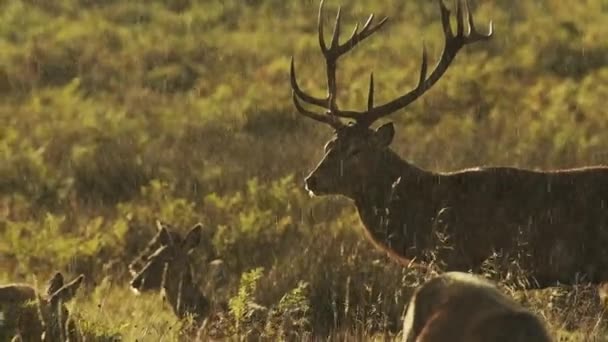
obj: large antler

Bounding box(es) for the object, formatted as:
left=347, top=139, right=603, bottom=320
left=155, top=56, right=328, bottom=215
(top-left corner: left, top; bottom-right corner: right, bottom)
left=290, top=0, right=493, bottom=128
left=291, top=0, right=388, bottom=129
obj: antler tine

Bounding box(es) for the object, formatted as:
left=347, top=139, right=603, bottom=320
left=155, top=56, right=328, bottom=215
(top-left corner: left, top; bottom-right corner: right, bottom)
left=292, top=91, right=344, bottom=129
left=439, top=0, right=453, bottom=38
left=290, top=57, right=326, bottom=108
left=463, top=0, right=494, bottom=43
left=354, top=0, right=493, bottom=127
left=318, top=0, right=328, bottom=53
left=330, top=6, right=342, bottom=50
left=335, top=14, right=389, bottom=58
left=348, top=22, right=360, bottom=46
left=456, top=0, right=464, bottom=38
left=418, top=42, right=429, bottom=88
left=367, top=73, right=374, bottom=111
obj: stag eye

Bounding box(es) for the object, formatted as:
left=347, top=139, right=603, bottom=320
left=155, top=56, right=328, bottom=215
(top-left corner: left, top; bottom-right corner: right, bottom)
left=347, top=148, right=363, bottom=158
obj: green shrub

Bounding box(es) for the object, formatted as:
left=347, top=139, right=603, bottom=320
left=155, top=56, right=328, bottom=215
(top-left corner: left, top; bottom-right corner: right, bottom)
left=3, top=0, right=608, bottom=339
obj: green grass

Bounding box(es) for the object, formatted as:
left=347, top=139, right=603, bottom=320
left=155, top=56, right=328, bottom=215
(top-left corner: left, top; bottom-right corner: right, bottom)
left=2, top=0, right=608, bottom=340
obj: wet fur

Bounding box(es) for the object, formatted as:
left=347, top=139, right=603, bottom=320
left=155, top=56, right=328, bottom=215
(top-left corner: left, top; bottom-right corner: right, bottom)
left=402, top=272, right=552, bottom=342
left=0, top=272, right=84, bottom=341
left=129, top=222, right=210, bottom=324
left=311, top=124, right=608, bottom=288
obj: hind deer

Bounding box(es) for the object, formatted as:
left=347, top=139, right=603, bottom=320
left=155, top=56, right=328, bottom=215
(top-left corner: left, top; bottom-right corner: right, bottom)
left=0, top=272, right=85, bottom=341
left=129, top=221, right=240, bottom=340
left=291, top=0, right=608, bottom=293
left=129, top=221, right=211, bottom=323
left=402, top=272, right=552, bottom=342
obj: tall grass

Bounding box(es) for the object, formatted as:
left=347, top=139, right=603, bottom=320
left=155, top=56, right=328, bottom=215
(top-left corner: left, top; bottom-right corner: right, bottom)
left=2, top=0, right=608, bottom=339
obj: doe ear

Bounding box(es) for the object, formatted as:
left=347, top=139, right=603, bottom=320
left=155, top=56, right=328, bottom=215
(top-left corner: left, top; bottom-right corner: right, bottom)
left=46, top=272, right=64, bottom=296
left=49, top=274, right=85, bottom=304
left=156, top=220, right=174, bottom=246
left=182, top=223, right=203, bottom=251
left=373, top=122, right=395, bottom=148
left=155, top=220, right=165, bottom=232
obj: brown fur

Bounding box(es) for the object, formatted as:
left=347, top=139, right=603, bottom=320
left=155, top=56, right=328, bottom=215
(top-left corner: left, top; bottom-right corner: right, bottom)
left=402, top=272, right=552, bottom=342
left=128, top=220, right=184, bottom=281
left=306, top=123, right=608, bottom=288
left=0, top=272, right=84, bottom=341
left=293, top=0, right=608, bottom=290
left=129, top=221, right=210, bottom=324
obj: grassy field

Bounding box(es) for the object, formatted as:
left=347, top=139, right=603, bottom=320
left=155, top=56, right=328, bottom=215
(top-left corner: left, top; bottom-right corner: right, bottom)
left=2, top=0, right=608, bottom=340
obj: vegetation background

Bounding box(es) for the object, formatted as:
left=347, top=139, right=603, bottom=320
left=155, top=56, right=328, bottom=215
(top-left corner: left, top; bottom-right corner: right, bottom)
left=1, top=0, right=608, bottom=340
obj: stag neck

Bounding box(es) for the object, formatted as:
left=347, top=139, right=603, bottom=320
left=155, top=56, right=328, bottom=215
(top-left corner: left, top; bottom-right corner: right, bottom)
left=353, top=148, right=430, bottom=210
left=350, top=149, right=433, bottom=266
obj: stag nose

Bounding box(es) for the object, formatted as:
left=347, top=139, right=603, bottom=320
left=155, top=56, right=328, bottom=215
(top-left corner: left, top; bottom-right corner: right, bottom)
left=305, top=175, right=318, bottom=192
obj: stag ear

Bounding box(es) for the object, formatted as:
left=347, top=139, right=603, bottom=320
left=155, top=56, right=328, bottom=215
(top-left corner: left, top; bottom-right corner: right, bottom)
left=49, top=274, right=85, bottom=304
left=182, top=223, right=202, bottom=252
left=373, top=122, right=395, bottom=148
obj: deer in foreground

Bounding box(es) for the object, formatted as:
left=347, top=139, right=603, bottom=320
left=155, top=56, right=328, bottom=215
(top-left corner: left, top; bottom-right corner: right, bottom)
left=129, top=221, right=210, bottom=323
left=291, top=0, right=608, bottom=291
left=402, top=272, right=552, bottom=342
left=0, top=272, right=85, bottom=341
left=129, top=221, right=238, bottom=341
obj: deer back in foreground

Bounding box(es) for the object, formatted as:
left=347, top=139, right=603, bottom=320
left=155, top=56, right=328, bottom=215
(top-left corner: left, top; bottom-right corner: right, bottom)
left=291, top=0, right=608, bottom=290
left=129, top=221, right=210, bottom=323
left=0, top=272, right=85, bottom=341
left=402, top=272, right=552, bottom=342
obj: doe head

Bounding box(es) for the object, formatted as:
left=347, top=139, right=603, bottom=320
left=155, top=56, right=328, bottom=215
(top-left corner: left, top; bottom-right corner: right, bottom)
left=40, top=272, right=85, bottom=342
left=129, top=222, right=202, bottom=293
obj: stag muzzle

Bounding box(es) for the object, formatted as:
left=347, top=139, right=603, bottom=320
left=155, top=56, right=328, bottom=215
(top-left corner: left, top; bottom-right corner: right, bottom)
left=304, top=175, right=316, bottom=193
left=304, top=173, right=323, bottom=196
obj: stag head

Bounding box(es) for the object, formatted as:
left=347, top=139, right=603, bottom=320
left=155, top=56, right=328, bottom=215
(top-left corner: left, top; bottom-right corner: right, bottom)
left=305, top=122, right=396, bottom=197
left=129, top=222, right=202, bottom=293
left=291, top=0, right=493, bottom=197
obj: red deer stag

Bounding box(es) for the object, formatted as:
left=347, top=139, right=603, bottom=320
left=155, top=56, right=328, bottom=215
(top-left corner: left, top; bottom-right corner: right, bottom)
left=291, top=0, right=608, bottom=289
left=402, top=272, right=552, bottom=342
left=129, top=221, right=211, bottom=323
left=0, top=272, right=85, bottom=341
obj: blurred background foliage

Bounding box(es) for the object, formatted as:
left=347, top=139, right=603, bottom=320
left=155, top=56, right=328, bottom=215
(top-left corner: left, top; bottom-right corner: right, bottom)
left=1, top=0, right=608, bottom=339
